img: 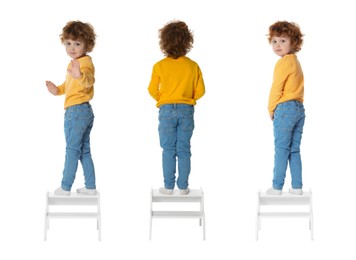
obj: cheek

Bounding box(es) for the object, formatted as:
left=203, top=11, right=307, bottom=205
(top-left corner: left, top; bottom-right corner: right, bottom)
left=78, top=47, right=86, bottom=54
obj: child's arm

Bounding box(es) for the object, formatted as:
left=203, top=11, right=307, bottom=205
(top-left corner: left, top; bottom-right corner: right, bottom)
left=193, top=68, right=205, bottom=100
left=269, top=112, right=274, bottom=120
left=148, top=66, right=160, bottom=101
left=268, top=59, right=292, bottom=117
left=46, top=81, right=58, bottom=95
left=69, top=59, right=95, bottom=88
left=46, top=81, right=66, bottom=96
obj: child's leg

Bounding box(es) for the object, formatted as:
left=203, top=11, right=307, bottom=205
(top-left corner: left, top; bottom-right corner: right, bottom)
left=80, top=112, right=96, bottom=189
left=61, top=103, right=93, bottom=191
left=272, top=108, right=293, bottom=190
left=159, top=106, right=178, bottom=189
left=289, top=111, right=305, bottom=189
left=176, top=105, right=194, bottom=190
left=272, top=101, right=304, bottom=190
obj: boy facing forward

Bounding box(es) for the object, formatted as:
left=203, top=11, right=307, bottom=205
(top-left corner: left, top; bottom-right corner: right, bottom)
left=148, top=21, right=205, bottom=195
left=46, top=21, right=97, bottom=196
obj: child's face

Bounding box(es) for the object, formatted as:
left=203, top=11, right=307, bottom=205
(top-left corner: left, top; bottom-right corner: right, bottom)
left=64, top=39, right=86, bottom=59
left=271, top=36, right=292, bottom=57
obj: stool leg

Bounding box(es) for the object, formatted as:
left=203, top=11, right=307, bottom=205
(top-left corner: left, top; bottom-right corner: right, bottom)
left=202, top=215, right=206, bottom=240
left=256, top=192, right=261, bottom=240
left=309, top=190, right=314, bottom=240
left=310, top=215, right=314, bottom=240
left=255, top=215, right=259, bottom=241
left=44, top=192, right=49, bottom=241
left=98, top=215, right=101, bottom=241
left=149, top=215, right=153, bottom=240
left=201, top=189, right=205, bottom=240
left=44, top=214, right=48, bottom=241
left=149, top=189, right=153, bottom=240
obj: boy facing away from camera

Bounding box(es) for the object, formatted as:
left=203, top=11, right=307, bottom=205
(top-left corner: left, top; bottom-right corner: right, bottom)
left=148, top=21, right=205, bottom=195
left=46, top=21, right=97, bottom=196
left=266, top=21, right=306, bottom=196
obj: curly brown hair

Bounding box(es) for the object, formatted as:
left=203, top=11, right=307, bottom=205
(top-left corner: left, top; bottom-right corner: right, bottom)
left=268, top=21, right=303, bottom=53
left=159, top=21, right=193, bottom=59
left=60, top=21, right=96, bottom=53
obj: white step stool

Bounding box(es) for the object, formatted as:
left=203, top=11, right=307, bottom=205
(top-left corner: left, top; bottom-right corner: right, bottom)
left=44, top=192, right=101, bottom=241
left=256, top=190, right=313, bottom=240
left=149, top=188, right=206, bottom=240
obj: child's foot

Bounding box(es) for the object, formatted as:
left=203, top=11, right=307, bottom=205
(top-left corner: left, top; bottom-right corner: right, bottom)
left=289, top=188, right=303, bottom=195
left=159, top=187, right=173, bottom=195
left=179, top=188, right=190, bottom=195
left=76, top=187, right=97, bottom=195
left=266, top=187, right=282, bottom=195
left=54, top=187, right=70, bottom=196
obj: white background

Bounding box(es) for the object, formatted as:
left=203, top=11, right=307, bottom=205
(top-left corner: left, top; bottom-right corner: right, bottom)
left=1, top=0, right=355, bottom=259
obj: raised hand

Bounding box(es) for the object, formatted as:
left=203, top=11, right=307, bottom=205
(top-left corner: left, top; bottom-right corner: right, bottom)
left=67, top=59, right=82, bottom=79
left=46, top=81, right=58, bottom=95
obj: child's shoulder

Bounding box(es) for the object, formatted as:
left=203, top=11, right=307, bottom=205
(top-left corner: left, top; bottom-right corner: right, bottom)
left=79, top=55, right=93, bottom=63
left=180, top=56, right=198, bottom=64
left=282, top=54, right=298, bottom=62
left=79, top=55, right=94, bottom=68
left=159, top=56, right=197, bottom=63
left=153, top=56, right=200, bottom=71
left=277, top=54, right=298, bottom=65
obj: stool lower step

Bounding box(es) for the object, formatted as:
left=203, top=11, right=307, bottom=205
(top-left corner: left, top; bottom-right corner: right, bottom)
left=152, top=211, right=203, bottom=218
left=47, top=212, right=99, bottom=218
left=259, top=212, right=311, bottom=218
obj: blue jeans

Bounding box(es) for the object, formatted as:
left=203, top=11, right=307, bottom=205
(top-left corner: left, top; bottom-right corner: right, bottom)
left=272, top=100, right=305, bottom=190
left=158, top=104, right=195, bottom=189
left=61, top=103, right=96, bottom=191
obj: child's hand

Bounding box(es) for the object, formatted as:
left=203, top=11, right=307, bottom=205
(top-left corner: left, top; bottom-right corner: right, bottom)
left=269, top=112, right=274, bottom=120
left=67, top=59, right=82, bottom=79
left=46, top=81, right=58, bottom=95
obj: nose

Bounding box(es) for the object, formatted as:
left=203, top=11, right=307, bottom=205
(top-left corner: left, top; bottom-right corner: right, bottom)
left=67, top=44, right=74, bottom=52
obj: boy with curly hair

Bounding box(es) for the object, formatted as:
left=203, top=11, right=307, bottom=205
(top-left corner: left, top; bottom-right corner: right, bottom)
left=46, top=21, right=97, bottom=196
left=266, top=21, right=306, bottom=195
left=148, top=20, right=205, bottom=195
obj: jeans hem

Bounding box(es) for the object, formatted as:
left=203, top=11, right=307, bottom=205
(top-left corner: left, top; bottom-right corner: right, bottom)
left=272, top=186, right=283, bottom=190
left=61, top=185, right=71, bottom=191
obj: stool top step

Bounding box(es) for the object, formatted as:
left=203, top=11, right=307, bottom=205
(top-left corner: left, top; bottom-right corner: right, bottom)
left=258, top=191, right=312, bottom=206
left=259, top=191, right=311, bottom=198
left=48, top=192, right=100, bottom=199
left=152, top=189, right=203, bottom=198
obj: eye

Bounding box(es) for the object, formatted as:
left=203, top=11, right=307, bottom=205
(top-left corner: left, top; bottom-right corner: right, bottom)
left=271, top=40, right=277, bottom=44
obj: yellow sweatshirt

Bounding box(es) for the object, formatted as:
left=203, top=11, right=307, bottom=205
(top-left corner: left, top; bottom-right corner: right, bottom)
left=148, top=56, right=205, bottom=107
left=57, top=55, right=95, bottom=109
left=268, top=54, right=304, bottom=115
